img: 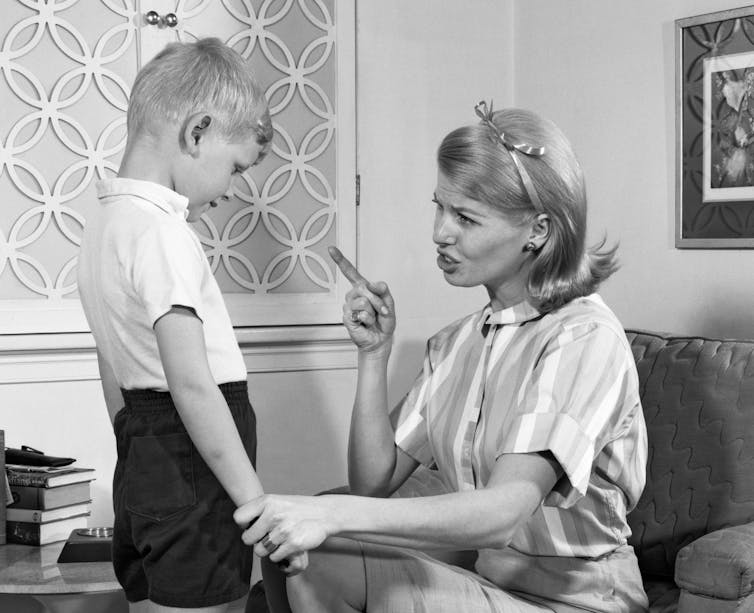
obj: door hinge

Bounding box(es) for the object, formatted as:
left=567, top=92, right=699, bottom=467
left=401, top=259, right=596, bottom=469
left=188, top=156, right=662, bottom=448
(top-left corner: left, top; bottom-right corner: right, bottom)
left=356, top=174, right=361, bottom=207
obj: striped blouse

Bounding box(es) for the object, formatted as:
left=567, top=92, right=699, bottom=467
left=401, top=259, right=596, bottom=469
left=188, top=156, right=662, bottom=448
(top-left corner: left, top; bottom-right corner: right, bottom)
left=390, top=294, right=648, bottom=561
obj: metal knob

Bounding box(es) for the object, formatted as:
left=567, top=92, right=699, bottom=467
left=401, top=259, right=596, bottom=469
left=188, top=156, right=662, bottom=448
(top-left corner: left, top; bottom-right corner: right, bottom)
left=145, top=11, right=179, bottom=28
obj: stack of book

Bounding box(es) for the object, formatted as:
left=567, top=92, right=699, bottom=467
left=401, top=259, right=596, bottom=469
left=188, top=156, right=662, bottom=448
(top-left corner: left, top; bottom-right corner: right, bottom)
left=5, top=464, right=95, bottom=546
left=1, top=431, right=5, bottom=545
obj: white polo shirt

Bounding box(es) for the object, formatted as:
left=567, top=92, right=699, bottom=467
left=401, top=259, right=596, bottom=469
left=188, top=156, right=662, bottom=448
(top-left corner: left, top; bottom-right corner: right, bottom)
left=78, top=178, right=247, bottom=391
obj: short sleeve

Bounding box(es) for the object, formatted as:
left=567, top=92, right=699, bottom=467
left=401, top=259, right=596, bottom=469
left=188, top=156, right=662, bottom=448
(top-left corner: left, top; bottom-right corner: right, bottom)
left=498, top=322, right=636, bottom=507
left=389, top=347, right=435, bottom=466
left=131, top=223, right=206, bottom=326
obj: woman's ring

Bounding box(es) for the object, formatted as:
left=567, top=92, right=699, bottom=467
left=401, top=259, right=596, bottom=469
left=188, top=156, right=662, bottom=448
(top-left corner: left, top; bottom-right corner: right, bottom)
left=350, top=311, right=361, bottom=323
left=261, top=534, right=279, bottom=554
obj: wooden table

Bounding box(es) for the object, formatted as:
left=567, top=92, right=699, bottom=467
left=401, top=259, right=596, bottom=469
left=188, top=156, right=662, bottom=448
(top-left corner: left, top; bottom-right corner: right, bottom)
left=0, top=542, right=125, bottom=613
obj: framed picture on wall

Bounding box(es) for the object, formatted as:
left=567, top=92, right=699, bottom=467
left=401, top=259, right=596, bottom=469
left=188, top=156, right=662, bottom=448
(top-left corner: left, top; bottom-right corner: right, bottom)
left=676, top=6, right=754, bottom=247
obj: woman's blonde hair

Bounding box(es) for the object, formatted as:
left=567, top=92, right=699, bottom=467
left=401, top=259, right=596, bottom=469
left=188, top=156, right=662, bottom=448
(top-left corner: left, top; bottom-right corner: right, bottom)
left=437, top=106, right=617, bottom=312
left=127, top=38, right=272, bottom=151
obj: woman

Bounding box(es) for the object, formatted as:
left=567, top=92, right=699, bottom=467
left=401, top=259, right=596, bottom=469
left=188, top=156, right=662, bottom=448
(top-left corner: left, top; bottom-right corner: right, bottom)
left=236, top=102, right=649, bottom=612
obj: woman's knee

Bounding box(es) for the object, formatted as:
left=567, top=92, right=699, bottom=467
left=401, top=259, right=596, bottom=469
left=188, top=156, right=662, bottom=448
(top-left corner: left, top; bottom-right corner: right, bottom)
left=287, top=539, right=367, bottom=612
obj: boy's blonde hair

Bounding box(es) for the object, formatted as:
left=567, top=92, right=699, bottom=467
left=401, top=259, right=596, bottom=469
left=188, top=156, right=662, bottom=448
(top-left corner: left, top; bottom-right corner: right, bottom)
left=127, top=38, right=272, bottom=151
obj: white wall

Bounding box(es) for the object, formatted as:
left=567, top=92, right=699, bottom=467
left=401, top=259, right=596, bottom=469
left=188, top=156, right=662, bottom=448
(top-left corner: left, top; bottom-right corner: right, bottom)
left=514, top=0, right=754, bottom=339
left=356, top=0, right=514, bottom=400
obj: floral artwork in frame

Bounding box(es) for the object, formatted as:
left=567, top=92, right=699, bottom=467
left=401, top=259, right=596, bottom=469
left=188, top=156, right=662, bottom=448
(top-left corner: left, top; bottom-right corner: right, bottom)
left=676, top=6, right=754, bottom=247
left=704, top=51, right=754, bottom=202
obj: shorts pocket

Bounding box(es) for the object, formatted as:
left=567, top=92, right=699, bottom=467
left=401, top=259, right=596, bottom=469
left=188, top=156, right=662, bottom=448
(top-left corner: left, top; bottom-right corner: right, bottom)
left=125, top=433, right=196, bottom=521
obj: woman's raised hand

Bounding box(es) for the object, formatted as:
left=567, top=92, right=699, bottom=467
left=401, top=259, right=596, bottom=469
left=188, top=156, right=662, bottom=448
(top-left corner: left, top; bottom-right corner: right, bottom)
left=329, top=246, right=395, bottom=353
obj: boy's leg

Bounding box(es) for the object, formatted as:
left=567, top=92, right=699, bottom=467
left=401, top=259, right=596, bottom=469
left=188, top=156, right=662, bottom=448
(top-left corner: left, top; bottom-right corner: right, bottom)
left=129, top=595, right=246, bottom=612
left=260, top=557, right=292, bottom=613
left=118, top=384, right=256, bottom=609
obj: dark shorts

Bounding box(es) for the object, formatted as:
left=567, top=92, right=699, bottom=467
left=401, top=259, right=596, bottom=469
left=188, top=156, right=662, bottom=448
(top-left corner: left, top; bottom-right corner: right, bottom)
left=112, top=381, right=257, bottom=607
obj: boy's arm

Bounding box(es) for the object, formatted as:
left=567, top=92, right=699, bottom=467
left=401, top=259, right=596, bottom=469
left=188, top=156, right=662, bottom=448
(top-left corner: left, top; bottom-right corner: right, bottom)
left=96, top=350, right=125, bottom=424
left=154, top=306, right=263, bottom=506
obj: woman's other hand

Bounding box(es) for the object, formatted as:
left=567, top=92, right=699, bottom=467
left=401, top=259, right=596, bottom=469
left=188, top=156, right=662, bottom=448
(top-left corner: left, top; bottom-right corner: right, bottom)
left=329, top=246, right=396, bottom=353
left=234, top=495, right=338, bottom=568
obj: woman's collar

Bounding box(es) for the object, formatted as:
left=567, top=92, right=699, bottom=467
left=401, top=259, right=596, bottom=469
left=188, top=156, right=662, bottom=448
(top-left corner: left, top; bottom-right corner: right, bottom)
left=479, top=300, right=541, bottom=328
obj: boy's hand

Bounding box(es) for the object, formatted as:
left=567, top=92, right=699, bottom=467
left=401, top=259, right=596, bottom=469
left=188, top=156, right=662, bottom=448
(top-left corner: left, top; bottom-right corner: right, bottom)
left=234, top=495, right=337, bottom=567
left=276, top=551, right=309, bottom=576
left=328, top=246, right=395, bottom=353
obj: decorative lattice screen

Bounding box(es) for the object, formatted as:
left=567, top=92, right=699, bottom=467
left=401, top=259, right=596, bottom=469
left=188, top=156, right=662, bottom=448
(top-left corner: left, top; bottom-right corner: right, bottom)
left=0, top=0, right=355, bottom=333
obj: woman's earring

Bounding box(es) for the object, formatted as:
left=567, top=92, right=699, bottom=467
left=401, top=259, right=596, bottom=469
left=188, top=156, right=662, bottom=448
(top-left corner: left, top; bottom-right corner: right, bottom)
left=524, top=241, right=537, bottom=252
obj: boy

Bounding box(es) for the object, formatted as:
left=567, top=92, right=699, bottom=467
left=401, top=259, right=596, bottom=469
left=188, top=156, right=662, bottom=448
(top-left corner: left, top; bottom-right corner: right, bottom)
left=78, top=38, right=295, bottom=612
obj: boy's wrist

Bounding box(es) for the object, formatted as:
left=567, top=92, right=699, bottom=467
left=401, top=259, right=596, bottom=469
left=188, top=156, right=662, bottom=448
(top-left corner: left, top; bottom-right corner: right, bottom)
left=235, top=482, right=265, bottom=508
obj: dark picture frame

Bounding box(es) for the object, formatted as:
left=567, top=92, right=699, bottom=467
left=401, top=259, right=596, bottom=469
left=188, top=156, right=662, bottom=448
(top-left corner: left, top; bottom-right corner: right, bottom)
left=676, top=5, right=754, bottom=247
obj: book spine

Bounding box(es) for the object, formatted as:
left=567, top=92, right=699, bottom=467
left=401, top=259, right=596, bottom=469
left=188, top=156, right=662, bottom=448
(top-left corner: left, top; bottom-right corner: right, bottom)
left=5, top=472, right=54, bottom=488
left=0, top=431, right=5, bottom=545
left=6, top=505, right=91, bottom=523
left=6, top=520, right=42, bottom=546
left=8, top=485, right=43, bottom=509
left=7, top=509, right=45, bottom=523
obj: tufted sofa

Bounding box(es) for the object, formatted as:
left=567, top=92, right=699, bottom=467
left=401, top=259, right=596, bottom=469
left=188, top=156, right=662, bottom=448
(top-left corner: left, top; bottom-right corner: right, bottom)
left=625, top=330, right=754, bottom=613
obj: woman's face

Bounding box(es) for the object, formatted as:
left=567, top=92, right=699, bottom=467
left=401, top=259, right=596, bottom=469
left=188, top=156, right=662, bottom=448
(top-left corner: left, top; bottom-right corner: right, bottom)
left=432, top=169, right=533, bottom=309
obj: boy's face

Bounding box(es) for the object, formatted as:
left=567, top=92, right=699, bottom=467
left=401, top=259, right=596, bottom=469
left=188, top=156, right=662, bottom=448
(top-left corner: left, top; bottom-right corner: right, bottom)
left=179, top=133, right=263, bottom=222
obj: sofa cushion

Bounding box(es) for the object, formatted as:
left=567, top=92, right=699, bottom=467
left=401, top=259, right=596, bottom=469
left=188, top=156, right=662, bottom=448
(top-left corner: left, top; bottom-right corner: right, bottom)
left=625, top=330, right=754, bottom=579
left=677, top=591, right=754, bottom=613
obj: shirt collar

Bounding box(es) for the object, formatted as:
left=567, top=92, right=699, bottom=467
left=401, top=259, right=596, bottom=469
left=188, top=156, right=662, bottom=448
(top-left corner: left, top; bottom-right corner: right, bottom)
left=477, top=300, right=541, bottom=329
left=96, top=177, right=190, bottom=220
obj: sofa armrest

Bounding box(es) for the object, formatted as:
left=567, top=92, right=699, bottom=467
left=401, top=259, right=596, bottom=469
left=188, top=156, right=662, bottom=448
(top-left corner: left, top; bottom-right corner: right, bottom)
left=675, top=522, right=754, bottom=612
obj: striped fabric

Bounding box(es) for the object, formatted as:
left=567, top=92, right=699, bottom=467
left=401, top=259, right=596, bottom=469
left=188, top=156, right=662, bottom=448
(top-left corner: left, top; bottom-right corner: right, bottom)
left=391, top=294, right=648, bottom=560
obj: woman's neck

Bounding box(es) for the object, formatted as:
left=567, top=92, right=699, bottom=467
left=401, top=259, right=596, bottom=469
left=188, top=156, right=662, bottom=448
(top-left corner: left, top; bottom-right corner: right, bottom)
left=486, top=279, right=529, bottom=311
